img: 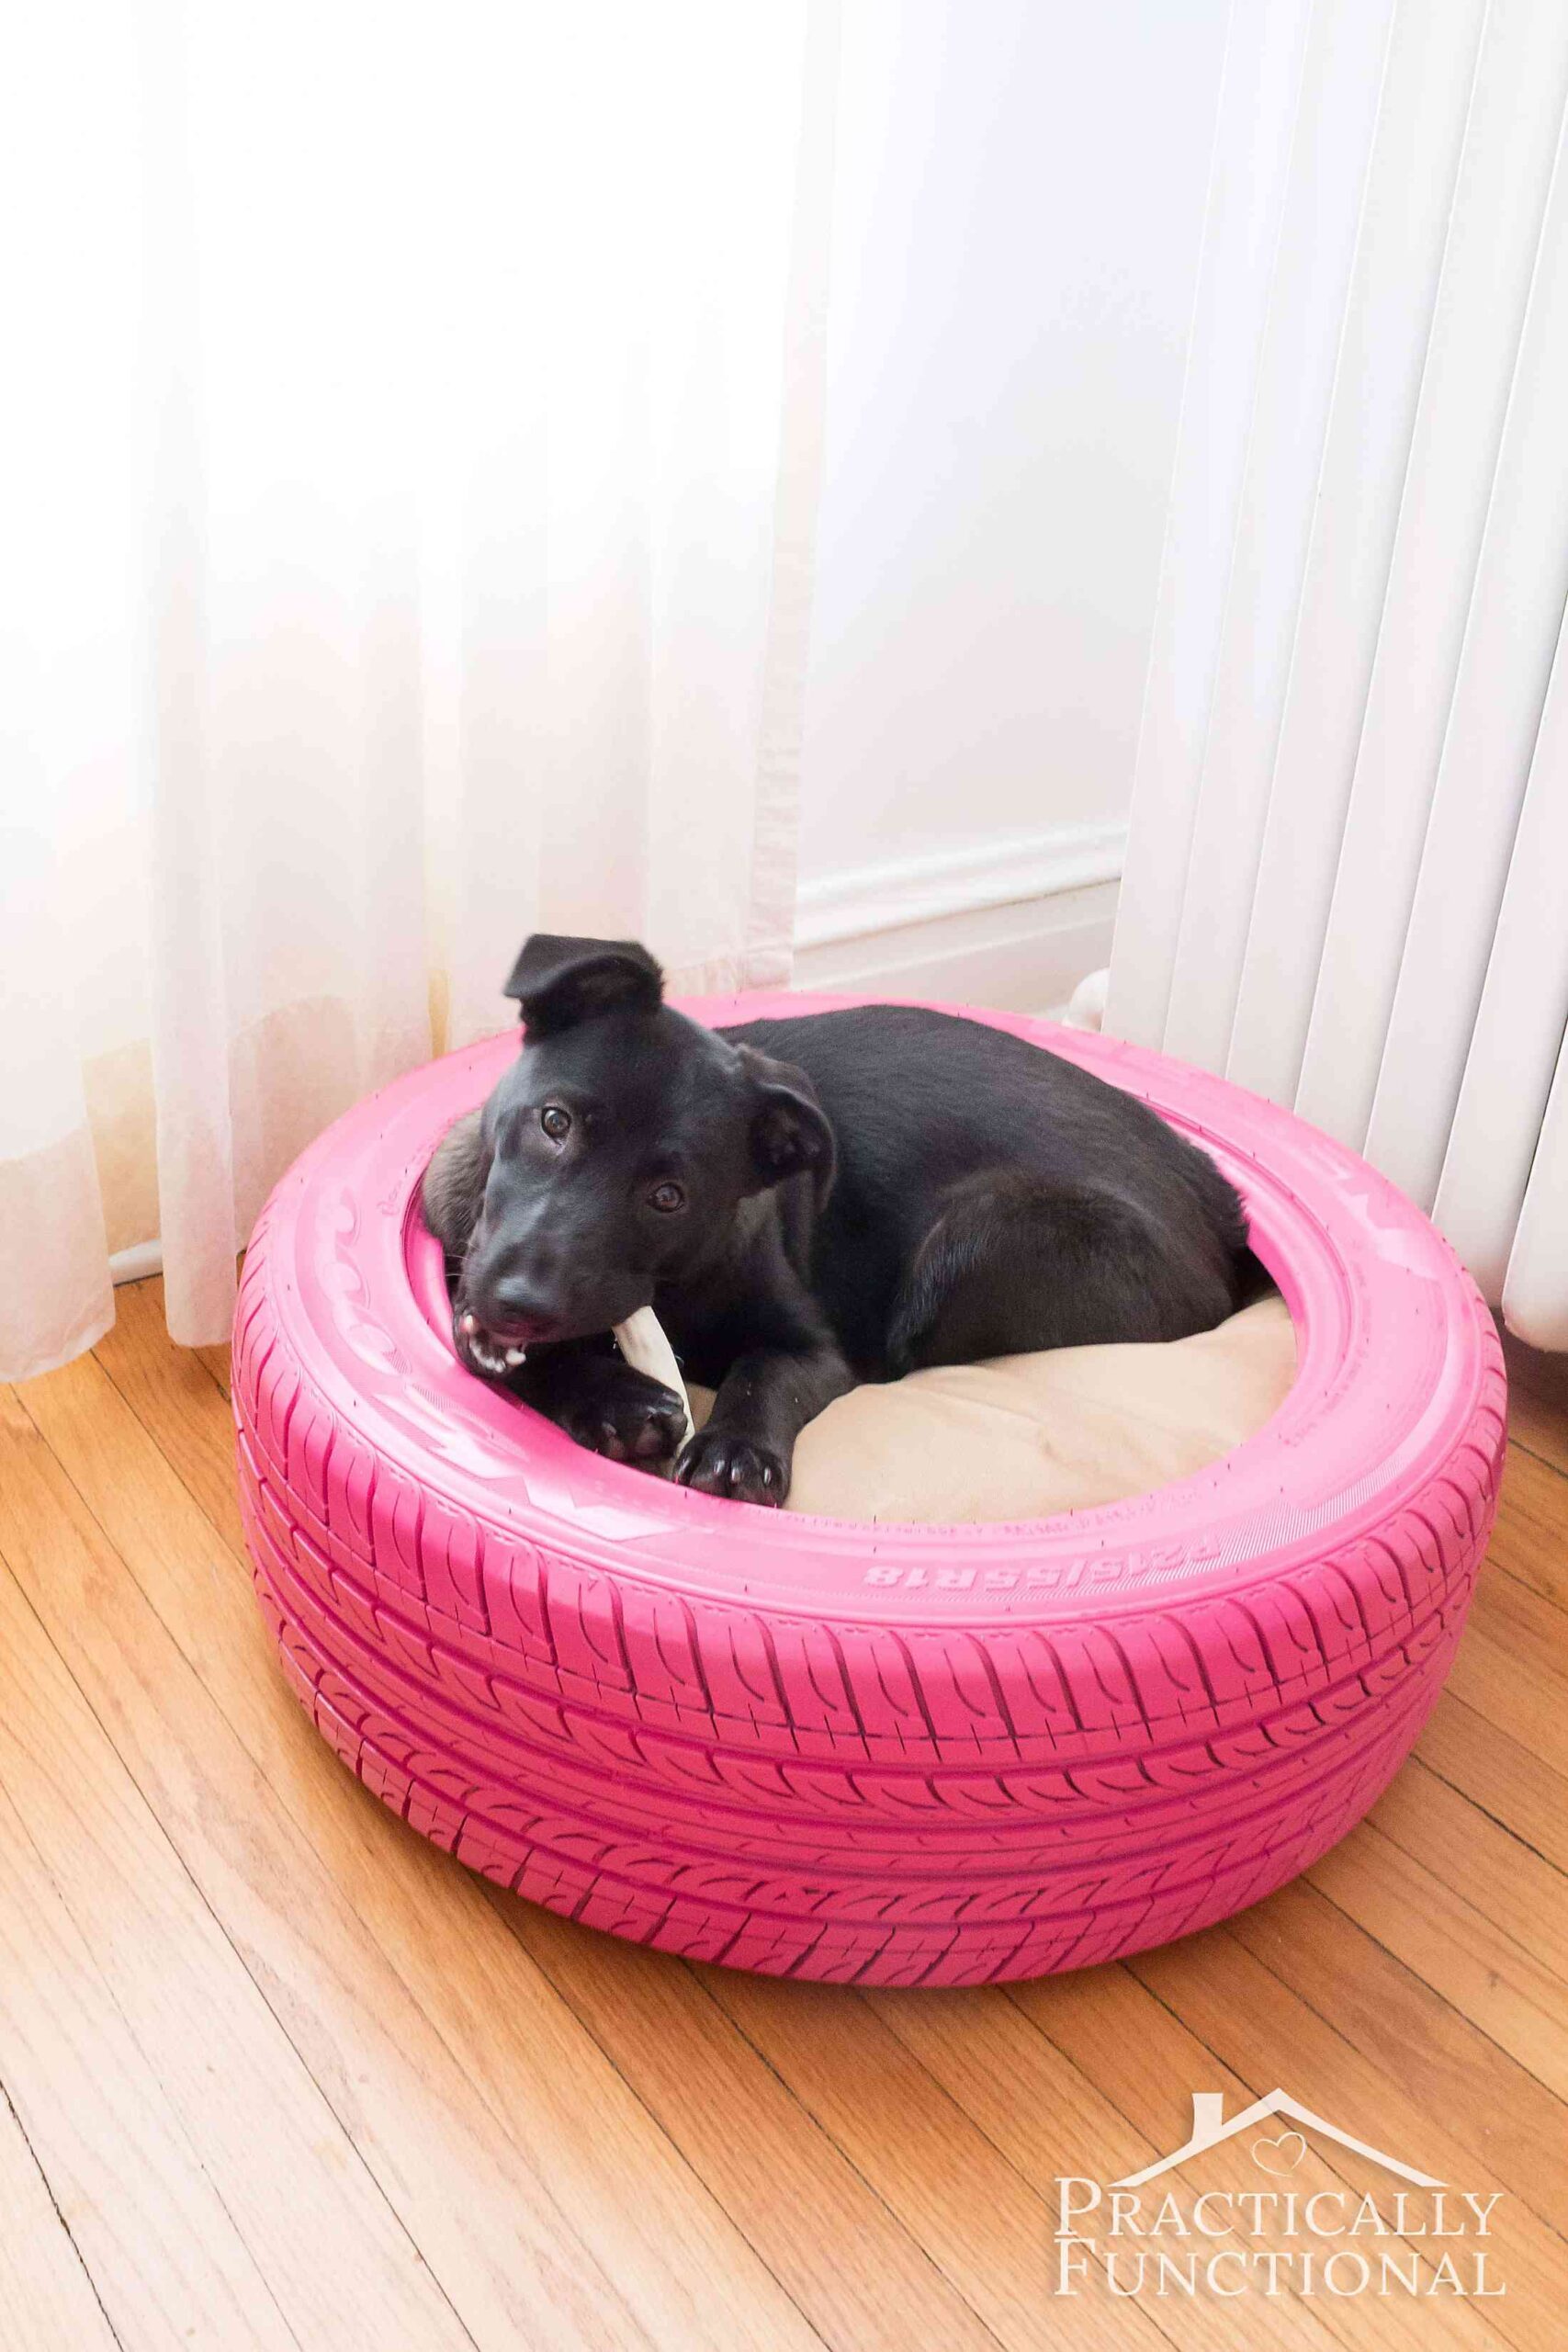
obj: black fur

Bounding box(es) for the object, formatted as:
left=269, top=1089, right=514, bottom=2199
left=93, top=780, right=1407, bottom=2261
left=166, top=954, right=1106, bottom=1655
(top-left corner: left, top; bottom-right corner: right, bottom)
left=423, top=935, right=1258, bottom=1506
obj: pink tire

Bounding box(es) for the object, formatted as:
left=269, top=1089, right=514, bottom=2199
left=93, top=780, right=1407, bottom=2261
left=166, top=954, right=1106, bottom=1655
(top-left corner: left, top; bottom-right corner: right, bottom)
left=233, top=993, right=1505, bottom=1986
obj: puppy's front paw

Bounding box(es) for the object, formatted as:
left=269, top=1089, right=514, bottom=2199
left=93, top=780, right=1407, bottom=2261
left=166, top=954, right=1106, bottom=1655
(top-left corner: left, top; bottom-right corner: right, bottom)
left=561, top=1375, right=687, bottom=1471
left=675, top=1430, right=787, bottom=1507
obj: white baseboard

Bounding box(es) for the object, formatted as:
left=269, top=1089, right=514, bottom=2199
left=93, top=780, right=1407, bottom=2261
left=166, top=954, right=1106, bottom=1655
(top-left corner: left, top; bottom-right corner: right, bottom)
left=793, top=820, right=1124, bottom=1012
left=794, top=820, right=1125, bottom=948
left=110, top=1239, right=164, bottom=1285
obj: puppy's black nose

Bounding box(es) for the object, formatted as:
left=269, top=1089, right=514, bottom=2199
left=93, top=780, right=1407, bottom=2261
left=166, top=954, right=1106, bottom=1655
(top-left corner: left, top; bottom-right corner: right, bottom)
left=482, top=1277, right=560, bottom=1341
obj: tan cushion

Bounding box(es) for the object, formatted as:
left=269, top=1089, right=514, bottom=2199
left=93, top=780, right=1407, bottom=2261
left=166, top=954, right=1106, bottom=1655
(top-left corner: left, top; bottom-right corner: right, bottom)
left=690, top=1294, right=1296, bottom=1524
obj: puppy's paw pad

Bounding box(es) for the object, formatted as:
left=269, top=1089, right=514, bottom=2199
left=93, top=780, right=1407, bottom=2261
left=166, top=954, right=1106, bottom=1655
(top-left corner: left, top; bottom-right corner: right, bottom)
left=675, top=1432, right=787, bottom=1508
left=565, top=1381, right=686, bottom=1472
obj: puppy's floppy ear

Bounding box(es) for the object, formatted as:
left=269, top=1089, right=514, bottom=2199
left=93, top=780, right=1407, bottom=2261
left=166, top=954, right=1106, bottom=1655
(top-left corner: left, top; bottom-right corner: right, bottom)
left=502, top=933, right=664, bottom=1037
left=736, top=1046, right=837, bottom=1209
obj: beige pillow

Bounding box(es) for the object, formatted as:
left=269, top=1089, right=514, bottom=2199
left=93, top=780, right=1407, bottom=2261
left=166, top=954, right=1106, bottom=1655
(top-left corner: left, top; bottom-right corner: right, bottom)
left=691, top=1295, right=1296, bottom=1525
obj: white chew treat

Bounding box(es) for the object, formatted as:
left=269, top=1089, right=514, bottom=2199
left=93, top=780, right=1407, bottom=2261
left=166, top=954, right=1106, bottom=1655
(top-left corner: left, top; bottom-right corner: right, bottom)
left=613, top=1306, right=695, bottom=1444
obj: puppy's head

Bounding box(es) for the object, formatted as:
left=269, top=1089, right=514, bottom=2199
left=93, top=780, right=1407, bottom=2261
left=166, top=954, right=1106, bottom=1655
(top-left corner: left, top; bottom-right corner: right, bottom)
left=452, top=933, right=834, bottom=1347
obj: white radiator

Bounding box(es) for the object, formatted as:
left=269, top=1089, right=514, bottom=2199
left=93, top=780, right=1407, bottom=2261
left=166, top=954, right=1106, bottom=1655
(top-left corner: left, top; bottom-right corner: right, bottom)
left=1106, top=0, right=1568, bottom=1348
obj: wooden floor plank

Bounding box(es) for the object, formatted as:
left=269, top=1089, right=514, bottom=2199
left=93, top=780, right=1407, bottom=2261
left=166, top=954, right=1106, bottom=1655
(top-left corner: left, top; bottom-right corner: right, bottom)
left=92, top=1279, right=243, bottom=1546
left=492, top=1893, right=997, bottom=2352
left=1216, top=1884, right=1568, bottom=2222
left=1503, top=1344, right=1568, bottom=1476
left=0, top=1386, right=639, bottom=2352
left=701, top=1966, right=1162, bottom=2352
left=1444, top=1577, right=1568, bottom=1781
left=0, top=1376, right=817, bottom=2352
left=1414, top=1694, right=1568, bottom=1877
left=0, top=1553, right=481, bottom=2352
left=0, top=1778, right=295, bottom=2352
left=1307, top=1821, right=1568, bottom=2098
left=0, top=2081, right=120, bottom=2352
left=1489, top=1445, right=1568, bottom=1613
left=1359, top=1757, right=1568, bottom=1977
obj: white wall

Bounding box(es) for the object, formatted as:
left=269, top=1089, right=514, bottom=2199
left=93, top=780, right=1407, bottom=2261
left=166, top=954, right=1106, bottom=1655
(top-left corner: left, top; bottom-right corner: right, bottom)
left=795, top=0, right=1230, bottom=1006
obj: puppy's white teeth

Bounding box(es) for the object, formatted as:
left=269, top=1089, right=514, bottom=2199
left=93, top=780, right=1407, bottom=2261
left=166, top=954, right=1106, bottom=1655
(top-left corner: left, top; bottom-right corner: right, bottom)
left=503, top=1346, right=527, bottom=1366
left=459, top=1312, right=478, bottom=1335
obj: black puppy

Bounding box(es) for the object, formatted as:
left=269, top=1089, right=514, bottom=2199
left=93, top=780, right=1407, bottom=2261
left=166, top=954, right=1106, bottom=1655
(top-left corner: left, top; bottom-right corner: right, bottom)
left=422, top=933, right=1255, bottom=1506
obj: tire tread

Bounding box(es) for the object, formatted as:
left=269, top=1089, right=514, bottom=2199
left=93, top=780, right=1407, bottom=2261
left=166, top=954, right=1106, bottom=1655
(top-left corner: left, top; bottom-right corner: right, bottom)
left=232, top=1206, right=1503, bottom=1984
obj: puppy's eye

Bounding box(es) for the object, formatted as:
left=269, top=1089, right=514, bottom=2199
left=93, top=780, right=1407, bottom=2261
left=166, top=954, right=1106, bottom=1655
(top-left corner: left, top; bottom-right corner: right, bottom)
left=540, top=1105, right=571, bottom=1140
left=649, top=1181, right=685, bottom=1214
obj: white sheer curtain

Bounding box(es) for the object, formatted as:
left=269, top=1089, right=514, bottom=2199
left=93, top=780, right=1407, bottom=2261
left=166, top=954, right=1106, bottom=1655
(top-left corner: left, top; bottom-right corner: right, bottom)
left=1106, top=0, right=1568, bottom=1348
left=1, top=1, right=839, bottom=1379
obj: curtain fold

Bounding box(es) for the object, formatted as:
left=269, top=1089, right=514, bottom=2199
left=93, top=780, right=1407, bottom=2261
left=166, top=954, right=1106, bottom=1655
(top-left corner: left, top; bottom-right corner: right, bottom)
left=1, top=1, right=839, bottom=1377
left=1107, top=0, right=1568, bottom=1347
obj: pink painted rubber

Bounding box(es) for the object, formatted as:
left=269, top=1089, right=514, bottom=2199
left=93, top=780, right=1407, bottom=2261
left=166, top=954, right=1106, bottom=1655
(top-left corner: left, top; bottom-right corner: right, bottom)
left=233, top=995, right=1505, bottom=1985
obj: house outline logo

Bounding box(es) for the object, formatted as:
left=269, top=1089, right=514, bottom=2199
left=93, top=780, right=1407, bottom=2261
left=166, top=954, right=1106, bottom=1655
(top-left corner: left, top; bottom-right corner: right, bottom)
left=1055, top=2088, right=1505, bottom=2303
left=1111, top=2088, right=1444, bottom=2191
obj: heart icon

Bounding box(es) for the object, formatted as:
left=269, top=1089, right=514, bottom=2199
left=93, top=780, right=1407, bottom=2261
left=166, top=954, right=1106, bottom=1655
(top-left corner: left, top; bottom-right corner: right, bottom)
left=1251, top=2130, right=1308, bottom=2175
left=1250, top=2126, right=1316, bottom=2173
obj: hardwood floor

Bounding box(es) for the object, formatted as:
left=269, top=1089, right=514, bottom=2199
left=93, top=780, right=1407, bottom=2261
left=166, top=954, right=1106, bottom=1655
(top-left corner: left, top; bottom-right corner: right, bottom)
left=2, top=1276, right=1565, bottom=2350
